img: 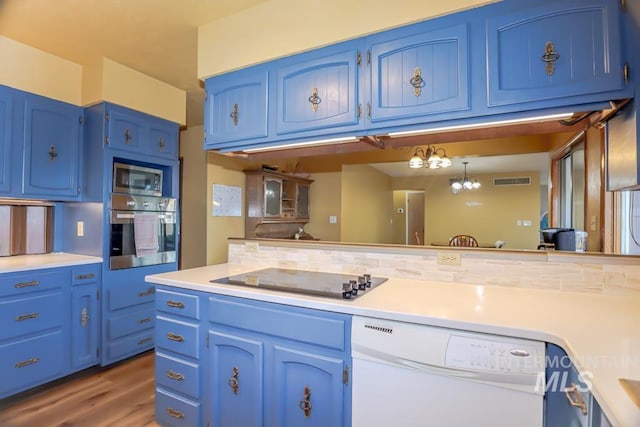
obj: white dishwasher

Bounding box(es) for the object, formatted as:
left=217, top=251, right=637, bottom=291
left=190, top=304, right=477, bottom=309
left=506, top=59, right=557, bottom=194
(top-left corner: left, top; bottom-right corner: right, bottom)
left=351, top=316, right=546, bottom=427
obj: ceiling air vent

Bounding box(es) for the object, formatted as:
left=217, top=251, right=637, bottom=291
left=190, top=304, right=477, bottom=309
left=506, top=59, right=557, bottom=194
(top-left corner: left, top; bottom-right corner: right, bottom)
left=493, top=177, right=531, bottom=186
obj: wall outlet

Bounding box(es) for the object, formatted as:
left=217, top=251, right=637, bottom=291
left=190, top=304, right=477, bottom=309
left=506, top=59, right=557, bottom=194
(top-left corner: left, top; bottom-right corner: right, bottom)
left=437, top=252, right=461, bottom=266
left=329, top=215, right=337, bottom=224
left=76, top=221, right=84, bottom=237
left=245, top=241, right=259, bottom=253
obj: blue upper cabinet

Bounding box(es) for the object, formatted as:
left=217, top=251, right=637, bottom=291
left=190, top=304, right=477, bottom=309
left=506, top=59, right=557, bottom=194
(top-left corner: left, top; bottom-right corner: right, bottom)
left=204, top=67, right=269, bottom=150
left=486, top=0, right=626, bottom=109
left=0, top=86, right=13, bottom=195
left=22, top=94, right=82, bottom=199
left=275, top=41, right=363, bottom=136
left=368, top=22, right=470, bottom=126
left=148, top=118, right=179, bottom=159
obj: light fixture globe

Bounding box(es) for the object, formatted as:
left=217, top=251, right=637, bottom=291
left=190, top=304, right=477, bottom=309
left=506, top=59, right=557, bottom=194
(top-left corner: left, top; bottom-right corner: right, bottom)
left=407, top=145, right=451, bottom=169
left=450, top=161, right=480, bottom=194
left=408, top=153, right=424, bottom=168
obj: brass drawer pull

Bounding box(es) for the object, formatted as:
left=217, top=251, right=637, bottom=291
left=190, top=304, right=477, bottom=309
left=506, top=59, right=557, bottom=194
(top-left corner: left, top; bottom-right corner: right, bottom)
left=565, top=383, right=588, bottom=415
left=299, top=385, right=312, bottom=417
left=16, top=312, right=40, bottom=321
left=228, top=366, right=239, bottom=395
left=138, top=337, right=152, bottom=345
left=138, top=287, right=154, bottom=297
left=76, top=273, right=96, bottom=280
left=167, top=332, right=184, bottom=342
left=15, top=357, right=40, bottom=368
left=166, top=407, right=185, bottom=419
left=166, top=300, right=185, bottom=309
left=166, top=370, right=185, bottom=381
left=14, top=280, right=40, bottom=289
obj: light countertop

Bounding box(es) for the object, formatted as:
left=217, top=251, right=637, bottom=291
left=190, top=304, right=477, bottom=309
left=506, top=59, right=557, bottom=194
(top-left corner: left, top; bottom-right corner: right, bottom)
left=0, top=253, right=103, bottom=273
left=146, top=263, right=640, bottom=427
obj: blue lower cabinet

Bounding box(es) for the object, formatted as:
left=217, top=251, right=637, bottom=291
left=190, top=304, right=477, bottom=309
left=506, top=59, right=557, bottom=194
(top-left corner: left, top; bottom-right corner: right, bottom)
left=156, top=388, right=201, bottom=427
left=71, top=284, right=99, bottom=369
left=156, top=352, right=201, bottom=400
left=208, top=330, right=264, bottom=427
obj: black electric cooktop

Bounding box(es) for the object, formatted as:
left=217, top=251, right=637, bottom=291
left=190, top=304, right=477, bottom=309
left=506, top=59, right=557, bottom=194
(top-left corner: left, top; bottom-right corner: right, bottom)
left=211, top=268, right=387, bottom=300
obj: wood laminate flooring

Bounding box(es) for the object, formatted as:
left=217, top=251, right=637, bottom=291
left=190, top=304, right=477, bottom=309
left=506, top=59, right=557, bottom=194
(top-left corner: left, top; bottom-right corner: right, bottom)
left=0, top=352, right=160, bottom=427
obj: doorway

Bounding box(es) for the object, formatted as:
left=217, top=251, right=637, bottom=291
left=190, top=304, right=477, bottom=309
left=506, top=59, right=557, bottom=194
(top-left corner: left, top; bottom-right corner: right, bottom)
left=406, top=191, right=425, bottom=245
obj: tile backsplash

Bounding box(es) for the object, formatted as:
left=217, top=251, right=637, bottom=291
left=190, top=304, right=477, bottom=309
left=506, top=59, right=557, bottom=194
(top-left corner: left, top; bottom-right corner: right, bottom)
left=228, top=240, right=640, bottom=296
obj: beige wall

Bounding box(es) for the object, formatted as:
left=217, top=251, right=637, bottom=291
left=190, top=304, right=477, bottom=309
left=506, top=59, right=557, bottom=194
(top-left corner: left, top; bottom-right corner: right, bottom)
left=0, top=35, right=82, bottom=105
left=179, top=126, right=208, bottom=269
left=341, top=165, right=394, bottom=244
left=198, top=0, right=496, bottom=78
left=393, top=172, right=541, bottom=249
left=304, top=172, right=342, bottom=242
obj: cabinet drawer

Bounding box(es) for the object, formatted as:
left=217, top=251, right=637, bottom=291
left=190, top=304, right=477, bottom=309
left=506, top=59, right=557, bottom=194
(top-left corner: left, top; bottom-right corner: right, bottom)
left=106, top=330, right=154, bottom=361
left=72, top=264, right=100, bottom=286
left=0, top=292, right=65, bottom=341
left=155, top=352, right=200, bottom=399
left=108, top=306, right=155, bottom=340
left=107, top=282, right=155, bottom=311
left=156, top=288, right=200, bottom=320
left=209, top=296, right=348, bottom=351
left=156, top=316, right=200, bottom=359
left=155, top=388, right=201, bottom=427
left=0, top=269, right=67, bottom=298
left=0, top=330, right=66, bottom=398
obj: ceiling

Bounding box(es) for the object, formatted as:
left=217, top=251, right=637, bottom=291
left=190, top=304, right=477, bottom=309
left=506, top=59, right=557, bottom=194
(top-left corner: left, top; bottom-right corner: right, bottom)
left=0, top=0, right=267, bottom=127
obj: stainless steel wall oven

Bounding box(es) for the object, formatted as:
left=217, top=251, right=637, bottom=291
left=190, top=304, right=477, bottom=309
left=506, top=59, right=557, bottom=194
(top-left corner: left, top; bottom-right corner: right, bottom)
left=109, top=193, right=176, bottom=270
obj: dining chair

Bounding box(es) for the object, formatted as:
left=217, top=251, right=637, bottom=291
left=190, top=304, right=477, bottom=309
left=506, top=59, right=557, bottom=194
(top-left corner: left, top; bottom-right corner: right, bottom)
left=448, top=234, right=479, bottom=247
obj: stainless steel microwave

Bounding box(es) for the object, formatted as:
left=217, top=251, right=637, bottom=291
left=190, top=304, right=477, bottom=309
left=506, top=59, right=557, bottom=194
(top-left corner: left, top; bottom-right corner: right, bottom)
left=113, top=162, right=163, bottom=196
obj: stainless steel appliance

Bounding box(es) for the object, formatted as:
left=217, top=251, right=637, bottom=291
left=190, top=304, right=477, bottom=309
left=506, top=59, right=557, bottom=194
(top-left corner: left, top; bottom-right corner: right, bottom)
left=109, top=193, right=176, bottom=269
left=211, top=268, right=387, bottom=300
left=351, top=316, right=545, bottom=427
left=112, top=162, right=163, bottom=196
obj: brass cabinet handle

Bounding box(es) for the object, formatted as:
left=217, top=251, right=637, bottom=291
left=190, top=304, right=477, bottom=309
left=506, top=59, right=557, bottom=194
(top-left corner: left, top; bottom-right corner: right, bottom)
left=76, top=273, right=96, bottom=280
left=166, top=300, right=185, bottom=309
left=15, top=357, right=40, bottom=368
left=227, top=366, right=239, bottom=395
left=542, top=40, right=560, bottom=76
left=166, top=370, right=185, bottom=381
left=166, top=407, right=185, bottom=419
left=308, top=87, right=321, bottom=112
left=81, top=308, right=89, bottom=327
left=564, top=383, right=588, bottom=415
left=298, top=386, right=312, bottom=417
left=158, top=136, right=166, bottom=150
left=138, top=317, right=152, bottom=324
left=409, top=66, right=425, bottom=97
left=167, top=332, right=184, bottom=342
left=14, top=280, right=40, bottom=289
left=138, top=337, right=152, bottom=345
left=230, top=103, right=239, bottom=126
left=16, top=312, right=40, bottom=322
left=48, top=145, right=58, bottom=161
left=138, top=287, right=154, bottom=297
left=124, top=128, right=132, bottom=144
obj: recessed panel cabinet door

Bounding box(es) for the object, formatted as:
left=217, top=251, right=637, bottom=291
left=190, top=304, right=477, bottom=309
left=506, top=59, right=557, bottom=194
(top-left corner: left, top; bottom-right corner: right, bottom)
left=22, top=95, right=82, bottom=198
left=204, top=71, right=268, bottom=148
left=106, top=105, right=145, bottom=152
left=369, top=23, right=470, bottom=123
left=276, top=47, right=361, bottom=135
left=148, top=119, right=178, bottom=159
left=269, top=346, right=345, bottom=427
left=208, top=330, right=263, bottom=427
left=0, top=86, right=13, bottom=194
left=71, top=284, right=99, bottom=370
left=486, top=0, right=624, bottom=107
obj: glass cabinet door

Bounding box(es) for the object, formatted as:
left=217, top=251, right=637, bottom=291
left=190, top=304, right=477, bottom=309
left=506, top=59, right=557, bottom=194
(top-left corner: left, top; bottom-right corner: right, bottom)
left=264, top=179, right=282, bottom=217
left=296, top=184, right=310, bottom=218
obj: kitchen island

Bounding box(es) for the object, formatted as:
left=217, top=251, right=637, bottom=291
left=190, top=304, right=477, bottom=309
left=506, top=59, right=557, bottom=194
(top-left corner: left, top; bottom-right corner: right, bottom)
left=146, top=263, right=640, bottom=427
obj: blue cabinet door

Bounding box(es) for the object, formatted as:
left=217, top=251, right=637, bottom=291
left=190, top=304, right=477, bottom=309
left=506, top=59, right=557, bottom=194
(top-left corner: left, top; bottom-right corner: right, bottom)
left=208, top=330, right=264, bottom=427
left=22, top=94, right=82, bottom=198
left=487, top=0, right=625, bottom=107
left=369, top=22, right=470, bottom=125
left=0, top=86, right=14, bottom=195
left=270, top=346, right=345, bottom=427
left=71, top=284, right=99, bottom=369
left=106, top=104, right=145, bottom=153
left=148, top=118, right=178, bottom=159
left=276, top=43, right=362, bottom=136
left=204, top=69, right=269, bottom=149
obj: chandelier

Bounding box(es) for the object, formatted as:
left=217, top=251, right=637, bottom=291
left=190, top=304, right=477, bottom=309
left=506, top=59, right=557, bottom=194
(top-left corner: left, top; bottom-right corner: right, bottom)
left=450, top=161, right=480, bottom=194
left=408, top=145, right=452, bottom=169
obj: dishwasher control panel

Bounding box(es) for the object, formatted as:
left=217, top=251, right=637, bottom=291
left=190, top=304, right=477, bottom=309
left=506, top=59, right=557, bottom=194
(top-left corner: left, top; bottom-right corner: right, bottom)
left=445, top=335, right=545, bottom=374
